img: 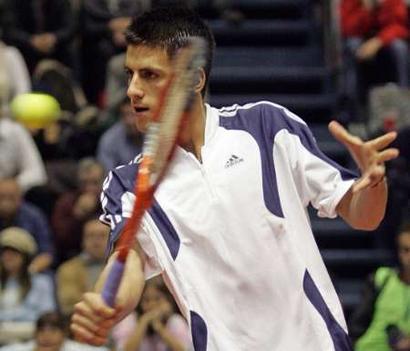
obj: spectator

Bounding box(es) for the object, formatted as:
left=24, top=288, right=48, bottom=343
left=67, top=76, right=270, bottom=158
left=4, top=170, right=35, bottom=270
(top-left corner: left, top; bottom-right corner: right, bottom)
left=51, top=158, right=104, bottom=262
left=104, top=53, right=127, bottom=120
left=0, top=311, right=109, bottom=351
left=80, top=0, right=146, bottom=104
left=350, top=221, right=410, bottom=350
left=0, top=178, right=53, bottom=273
left=56, top=219, right=109, bottom=316
left=1, top=0, right=76, bottom=73
left=121, top=276, right=192, bottom=351
left=97, top=96, right=143, bottom=172
left=0, top=116, right=47, bottom=193
left=0, top=41, right=31, bottom=118
left=340, top=0, right=408, bottom=118
left=0, top=227, right=56, bottom=344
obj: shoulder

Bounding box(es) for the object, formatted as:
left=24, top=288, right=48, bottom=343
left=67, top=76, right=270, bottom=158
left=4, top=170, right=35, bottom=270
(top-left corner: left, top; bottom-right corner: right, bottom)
left=99, top=122, right=124, bottom=143
left=374, top=266, right=396, bottom=287
left=0, top=341, right=34, bottom=351
left=58, top=256, right=85, bottom=272
left=217, top=101, right=308, bottom=134
left=19, top=201, right=45, bottom=217
left=0, top=118, right=26, bottom=135
left=102, top=158, right=140, bottom=194
left=31, top=273, right=54, bottom=287
left=4, top=46, right=24, bottom=62
left=63, top=340, right=109, bottom=351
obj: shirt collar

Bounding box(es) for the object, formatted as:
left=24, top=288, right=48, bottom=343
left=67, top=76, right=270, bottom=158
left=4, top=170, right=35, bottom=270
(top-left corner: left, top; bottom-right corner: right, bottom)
left=204, top=103, right=219, bottom=145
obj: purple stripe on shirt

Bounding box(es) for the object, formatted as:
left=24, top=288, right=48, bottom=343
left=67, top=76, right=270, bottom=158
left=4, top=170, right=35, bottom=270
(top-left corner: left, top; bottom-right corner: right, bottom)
left=190, top=310, right=208, bottom=351
left=148, top=200, right=180, bottom=260
left=303, top=270, right=353, bottom=351
left=219, top=103, right=357, bottom=218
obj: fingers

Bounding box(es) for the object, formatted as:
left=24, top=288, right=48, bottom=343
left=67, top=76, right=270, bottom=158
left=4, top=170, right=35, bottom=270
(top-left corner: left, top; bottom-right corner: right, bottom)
left=352, top=177, right=373, bottom=193
left=352, top=163, right=386, bottom=193
left=368, top=131, right=397, bottom=150
left=328, top=121, right=362, bottom=148
left=82, top=292, right=117, bottom=318
left=377, top=148, right=400, bottom=163
left=70, top=293, right=120, bottom=346
left=70, top=323, right=109, bottom=346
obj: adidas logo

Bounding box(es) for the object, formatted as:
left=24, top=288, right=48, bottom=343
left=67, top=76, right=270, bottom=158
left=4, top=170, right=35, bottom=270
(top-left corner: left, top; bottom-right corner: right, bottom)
left=225, top=154, right=244, bottom=168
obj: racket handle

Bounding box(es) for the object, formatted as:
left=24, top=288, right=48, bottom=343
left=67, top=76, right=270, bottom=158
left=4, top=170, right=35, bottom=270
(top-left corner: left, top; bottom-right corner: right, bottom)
left=101, top=259, right=125, bottom=307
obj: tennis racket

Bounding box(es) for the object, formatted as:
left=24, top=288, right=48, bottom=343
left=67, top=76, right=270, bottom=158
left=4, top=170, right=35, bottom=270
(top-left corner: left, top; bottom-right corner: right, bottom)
left=101, top=37, right=207, bottom=307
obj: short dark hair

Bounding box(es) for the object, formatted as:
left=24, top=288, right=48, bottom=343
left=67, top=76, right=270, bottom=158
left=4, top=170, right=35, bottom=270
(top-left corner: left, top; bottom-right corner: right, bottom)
left=36, top=312, right=67, bottom=332
left=399, top=221, right=410, bottom=237
left=125, top=6, right=215, bottom=95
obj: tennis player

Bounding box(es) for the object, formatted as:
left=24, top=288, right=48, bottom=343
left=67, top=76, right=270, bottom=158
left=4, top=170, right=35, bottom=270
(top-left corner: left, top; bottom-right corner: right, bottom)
left=71, top=7, right=399, bottom=351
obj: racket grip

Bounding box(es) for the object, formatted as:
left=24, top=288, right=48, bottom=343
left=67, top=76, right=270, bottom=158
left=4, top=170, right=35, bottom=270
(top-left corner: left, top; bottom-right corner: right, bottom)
left=101, top=259, right=125, bottom=307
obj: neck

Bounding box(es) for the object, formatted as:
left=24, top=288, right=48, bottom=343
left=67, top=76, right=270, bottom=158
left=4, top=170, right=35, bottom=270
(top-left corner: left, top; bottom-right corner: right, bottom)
left=179, top=97, right=206, bottom=161
left=401, top=268, right=410, bottom=284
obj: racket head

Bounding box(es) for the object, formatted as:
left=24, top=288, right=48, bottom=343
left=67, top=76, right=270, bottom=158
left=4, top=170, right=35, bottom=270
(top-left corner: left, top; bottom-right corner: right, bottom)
left=142, top=36, right=207, bottom=187
left=102, top=37, right=207, bottom=305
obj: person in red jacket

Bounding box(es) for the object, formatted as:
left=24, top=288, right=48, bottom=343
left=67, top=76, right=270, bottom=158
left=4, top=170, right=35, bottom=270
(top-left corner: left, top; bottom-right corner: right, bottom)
left=340, top=0, right=409, bottom=117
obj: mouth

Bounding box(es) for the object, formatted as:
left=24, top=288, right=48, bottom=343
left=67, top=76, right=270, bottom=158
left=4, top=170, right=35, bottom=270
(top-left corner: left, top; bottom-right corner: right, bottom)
left=134, top=106, right=149, bottom=114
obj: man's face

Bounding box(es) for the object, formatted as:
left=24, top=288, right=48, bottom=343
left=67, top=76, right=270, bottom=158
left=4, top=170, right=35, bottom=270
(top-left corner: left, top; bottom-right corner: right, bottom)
left=125, top=44, right=173, bottom=133
left=82, top=220, right=109, bottom=260
left=78, top=166, right=104, bottom=195
left=0, top=179, right=21, bottom=219
left=35, top=326, right=65, bottom=351
left=398, top=232, right=410, bottom=270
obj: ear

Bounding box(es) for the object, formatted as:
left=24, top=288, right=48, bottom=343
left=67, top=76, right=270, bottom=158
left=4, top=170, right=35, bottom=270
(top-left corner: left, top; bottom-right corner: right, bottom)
left=194, top=67, right=206, bottom=95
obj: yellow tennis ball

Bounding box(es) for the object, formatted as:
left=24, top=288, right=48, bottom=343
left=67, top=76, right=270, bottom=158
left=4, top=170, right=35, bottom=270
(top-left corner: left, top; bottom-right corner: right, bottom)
left=10, top=93, right=61, bottom=129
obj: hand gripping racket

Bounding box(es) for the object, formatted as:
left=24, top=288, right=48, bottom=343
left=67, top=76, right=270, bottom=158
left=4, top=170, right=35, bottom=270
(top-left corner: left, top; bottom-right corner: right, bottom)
left=101, top=37, right=207, bottom=306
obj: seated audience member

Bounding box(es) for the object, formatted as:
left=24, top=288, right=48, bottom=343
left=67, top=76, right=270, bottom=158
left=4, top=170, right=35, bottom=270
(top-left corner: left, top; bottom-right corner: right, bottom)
left=0, top=41, right=31, bottom=117
left=350, top=221, right=410, bottom=351
left=0, top=311, right=109, bottom=351
left=80, top=0, right=146, bottom=104
left=340, top=0, right=408, bottom=116
left=104, top=53, right=127, bottom=120
left=0, top=178, right=53, bottom=272
left=0, top=116, right=47, bottom=193
left=120, top=276, right=192, bottom=351
left=51, top=159, right=104, bottom=262
left=1, top=0, right=76, bottom=73
left=0, top=228, right=56, bottom=344
left=56, top=219, right=109, bottom=316
left=97, top=96, right=143, bottom=172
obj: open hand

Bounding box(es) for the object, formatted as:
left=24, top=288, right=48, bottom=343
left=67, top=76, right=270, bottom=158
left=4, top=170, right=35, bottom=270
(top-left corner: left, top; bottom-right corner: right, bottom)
left=328, top=121, right=399, bottom=193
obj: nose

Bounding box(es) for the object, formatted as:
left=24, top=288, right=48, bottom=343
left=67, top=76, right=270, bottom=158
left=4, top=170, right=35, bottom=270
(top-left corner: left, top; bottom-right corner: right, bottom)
left=127, top=73, right=144, bottom=101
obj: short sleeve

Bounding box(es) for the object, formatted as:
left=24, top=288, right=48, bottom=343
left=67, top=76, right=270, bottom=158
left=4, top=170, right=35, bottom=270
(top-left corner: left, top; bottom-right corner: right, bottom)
left=99, top=166, right=163, bottom=279
left=276, top=109, right=357, bottom=218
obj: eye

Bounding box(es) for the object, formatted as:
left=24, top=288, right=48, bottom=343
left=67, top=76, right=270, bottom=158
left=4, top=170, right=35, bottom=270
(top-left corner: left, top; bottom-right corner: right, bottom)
left=124, top=68, right=133, bottom=84
left=140, top=69, right=159, bottom=80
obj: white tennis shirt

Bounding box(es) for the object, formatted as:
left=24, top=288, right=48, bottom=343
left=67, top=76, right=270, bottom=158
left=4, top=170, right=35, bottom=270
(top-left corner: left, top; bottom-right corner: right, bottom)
left=100, top=101, right=357, bottom=351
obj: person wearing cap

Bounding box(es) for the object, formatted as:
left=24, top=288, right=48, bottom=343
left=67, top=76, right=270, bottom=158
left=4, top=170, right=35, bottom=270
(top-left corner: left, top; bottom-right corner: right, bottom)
left=0, top=178, right=53, bottom=272
left=0, top=312, right=109, bottom=351
left=0, top=227, right=56, bottom=344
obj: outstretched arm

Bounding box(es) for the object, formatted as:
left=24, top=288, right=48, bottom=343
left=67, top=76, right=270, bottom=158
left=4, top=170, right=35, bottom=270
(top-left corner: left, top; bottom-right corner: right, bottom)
left=330, top=121, right=399, bottom=230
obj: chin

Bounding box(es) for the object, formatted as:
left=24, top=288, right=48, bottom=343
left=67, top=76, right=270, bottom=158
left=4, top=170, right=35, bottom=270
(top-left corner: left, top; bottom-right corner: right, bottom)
left=136, top=119, right=150, bottom=133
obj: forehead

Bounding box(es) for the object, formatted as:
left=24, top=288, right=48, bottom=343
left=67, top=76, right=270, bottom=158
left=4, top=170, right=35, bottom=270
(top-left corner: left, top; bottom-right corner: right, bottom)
left=398, top=232, right=410, bottom=245
left=125, top=44, right=172, bottom=70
